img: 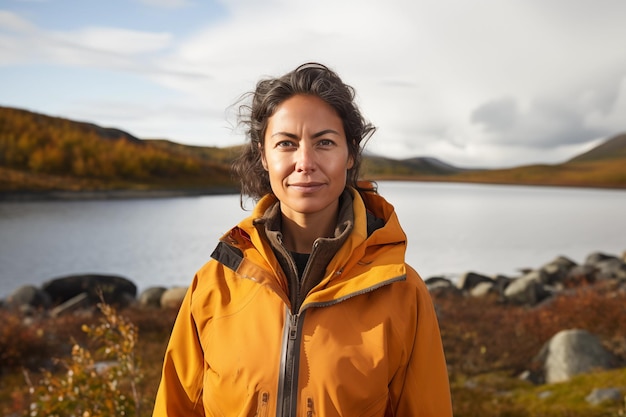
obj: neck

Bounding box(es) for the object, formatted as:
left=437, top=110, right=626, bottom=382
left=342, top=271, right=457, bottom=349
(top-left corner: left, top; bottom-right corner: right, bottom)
left=280, top=209, right=337, bottom=254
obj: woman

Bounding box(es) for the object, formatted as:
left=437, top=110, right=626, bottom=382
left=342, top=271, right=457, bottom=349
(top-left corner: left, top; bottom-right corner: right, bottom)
left=152, top=63, right=452, bottom=417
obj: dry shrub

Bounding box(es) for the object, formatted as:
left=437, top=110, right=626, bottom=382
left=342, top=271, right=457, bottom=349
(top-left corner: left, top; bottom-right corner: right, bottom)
left=435, top=282, right=626, bottom=378
left=0, top=310, right=99, bottom=372
left=25, top=302, right=145, bottom=417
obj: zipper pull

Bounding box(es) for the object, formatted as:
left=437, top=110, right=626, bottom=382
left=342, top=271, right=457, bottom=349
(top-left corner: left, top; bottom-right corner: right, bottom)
left=289, top=314, right=298, bottom=340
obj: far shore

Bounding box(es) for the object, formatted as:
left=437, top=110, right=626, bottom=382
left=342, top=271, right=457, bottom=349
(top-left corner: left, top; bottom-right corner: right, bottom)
left=0, top=187, right=240, bottom=202
left=3, top=177, right=626, bottom=203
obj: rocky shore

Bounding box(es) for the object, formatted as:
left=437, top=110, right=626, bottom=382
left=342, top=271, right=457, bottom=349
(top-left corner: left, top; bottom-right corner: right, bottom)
left=5, top=250, right=623, bottom=313
left=2, top=249, right=626, bottom=403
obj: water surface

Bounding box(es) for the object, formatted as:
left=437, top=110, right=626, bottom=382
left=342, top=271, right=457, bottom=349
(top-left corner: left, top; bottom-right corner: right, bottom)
left=1, top=182, right=624, bottom=298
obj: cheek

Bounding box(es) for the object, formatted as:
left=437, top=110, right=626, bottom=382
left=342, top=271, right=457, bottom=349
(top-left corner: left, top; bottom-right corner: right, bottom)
left=265, top=155, right=291, bottom=180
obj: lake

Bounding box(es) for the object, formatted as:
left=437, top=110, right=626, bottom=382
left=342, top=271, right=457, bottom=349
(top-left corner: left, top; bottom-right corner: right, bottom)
left=1, top=181, right=625, bottom=298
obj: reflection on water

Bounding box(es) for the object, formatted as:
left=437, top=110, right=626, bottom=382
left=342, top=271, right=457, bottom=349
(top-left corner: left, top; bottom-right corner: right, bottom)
left=1, top=182, right=625, bottom=298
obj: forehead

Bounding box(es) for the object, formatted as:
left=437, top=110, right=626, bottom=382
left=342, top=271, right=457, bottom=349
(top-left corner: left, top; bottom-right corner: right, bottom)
left=267, top=95, right=343, bottom=129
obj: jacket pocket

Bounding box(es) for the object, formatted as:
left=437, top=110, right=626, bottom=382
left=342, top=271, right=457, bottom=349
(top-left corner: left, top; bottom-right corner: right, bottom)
left=303, top=397, right=315, bottom=417
left=255, top=391, right=269, bottom=417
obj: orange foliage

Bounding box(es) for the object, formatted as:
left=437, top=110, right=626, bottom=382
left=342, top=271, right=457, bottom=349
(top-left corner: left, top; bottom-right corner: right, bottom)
left=0, top=106, right=233, bottom=191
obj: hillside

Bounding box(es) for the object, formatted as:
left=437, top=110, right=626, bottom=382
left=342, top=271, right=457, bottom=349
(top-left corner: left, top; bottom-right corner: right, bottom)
left=1, top=105, right=625, bottom=195
left=568, top=133, right=626, bottom=162
left=362, top=154, right=468, bottom=177
left=438, top=132, right=626, bottom=189
left=0, top=106, right=235, bottom=194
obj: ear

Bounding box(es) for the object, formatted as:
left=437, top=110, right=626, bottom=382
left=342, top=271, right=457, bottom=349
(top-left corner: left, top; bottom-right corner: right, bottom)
left=346, top=154, right=354, bottom=170
left=259, top=143, right=268, bottom=171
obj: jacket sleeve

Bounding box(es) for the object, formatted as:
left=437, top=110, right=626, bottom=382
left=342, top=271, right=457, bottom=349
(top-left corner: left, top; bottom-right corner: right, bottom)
left=390, top=269, right=453, bottom=417
left=152, top=275, right=206, bottom=417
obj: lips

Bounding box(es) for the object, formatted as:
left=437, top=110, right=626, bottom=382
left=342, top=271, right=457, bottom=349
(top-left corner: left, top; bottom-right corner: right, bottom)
left=288, top=182, right=325, bottom=193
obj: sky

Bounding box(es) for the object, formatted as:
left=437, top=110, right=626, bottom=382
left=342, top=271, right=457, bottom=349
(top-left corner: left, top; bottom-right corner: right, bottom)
left=1, top=0, right=625, bottom=168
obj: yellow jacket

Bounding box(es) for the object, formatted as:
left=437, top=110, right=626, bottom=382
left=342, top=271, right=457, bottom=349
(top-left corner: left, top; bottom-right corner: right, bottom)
left=153, top=188, right=452, bottom=416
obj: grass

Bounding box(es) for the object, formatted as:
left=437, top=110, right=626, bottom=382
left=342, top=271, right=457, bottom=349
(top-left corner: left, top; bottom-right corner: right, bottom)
left=1, top=282, right=625, bottom=416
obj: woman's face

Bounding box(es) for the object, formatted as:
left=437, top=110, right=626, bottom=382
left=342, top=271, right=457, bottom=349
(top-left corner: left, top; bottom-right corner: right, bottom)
left=262, top=94, right=353, bottom=220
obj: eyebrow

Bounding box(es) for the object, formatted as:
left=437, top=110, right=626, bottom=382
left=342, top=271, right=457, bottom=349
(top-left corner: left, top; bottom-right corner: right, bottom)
left=270, top=129, right=341, bottom=139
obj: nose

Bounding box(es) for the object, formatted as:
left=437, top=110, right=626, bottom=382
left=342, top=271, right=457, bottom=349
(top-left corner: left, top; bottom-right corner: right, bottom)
left=295, top=143, right=316, bottom=172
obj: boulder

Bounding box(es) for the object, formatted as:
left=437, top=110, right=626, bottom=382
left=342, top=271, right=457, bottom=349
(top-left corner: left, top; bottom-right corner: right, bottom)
left=138, top=286, right=167, bottom=308
left=160, top=287, right=188, bottom=309
left=540, top=256, right=577, bottom=286
left=565, top=265, right=597, bottom=286
left=538, top=329, right=616, bottom=384
left=503, top=271, right=551, bottom=305
left=470, top=281, right=495, bottom=298
left=595, top=258, right=626, bottom=281
left=457, top=271, right=493, bottom=292
left=424, top=276, right=453, bottom=290
left=492, top=274, right=513, bottom=298
left=5, top=285, right=51, bottom=310
left=585, top=252, right=619, bottom=267
left=545, top=255, right=578, bottom=269
left=42, top=274, right=137, bottom=307
left=424, top=276, right=462, bottom=298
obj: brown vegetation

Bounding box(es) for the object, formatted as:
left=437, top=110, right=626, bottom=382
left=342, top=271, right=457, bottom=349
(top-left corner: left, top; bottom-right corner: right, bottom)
left=0, top=106, right=235, bottom=192
left=1, top=282, right=625, bottom=416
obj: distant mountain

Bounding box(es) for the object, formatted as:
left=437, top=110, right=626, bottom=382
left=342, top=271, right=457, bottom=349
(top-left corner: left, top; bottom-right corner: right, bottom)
left=443, top=132, right=626, bottom=189
left=362, top=154, right=469, bottom=177
left=0, top=105, right=624, bottom=194
left=568, top=133, right=626, bottom=163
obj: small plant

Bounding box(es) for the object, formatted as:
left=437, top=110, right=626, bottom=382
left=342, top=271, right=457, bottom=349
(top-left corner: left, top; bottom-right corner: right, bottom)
left=25, top=301, right=144, bottom=417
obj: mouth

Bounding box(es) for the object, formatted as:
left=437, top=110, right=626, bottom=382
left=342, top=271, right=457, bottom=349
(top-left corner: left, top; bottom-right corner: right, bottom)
left=288, top=182, right=325, bottom=193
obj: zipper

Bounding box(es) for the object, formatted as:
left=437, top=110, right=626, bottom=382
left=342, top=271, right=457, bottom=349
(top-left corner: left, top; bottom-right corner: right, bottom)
left=277, top=309, right=304, bottom=417
left=276, top=275, right=406, bottom=416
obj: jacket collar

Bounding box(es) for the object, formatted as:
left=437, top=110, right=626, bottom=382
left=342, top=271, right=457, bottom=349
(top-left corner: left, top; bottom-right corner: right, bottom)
left=252, top=189, right=355, bottom=312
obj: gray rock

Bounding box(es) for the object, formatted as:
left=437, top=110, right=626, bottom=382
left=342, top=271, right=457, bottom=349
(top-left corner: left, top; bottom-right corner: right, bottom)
left=541, top=329, right=616, bottom=383
left=160, top=287, right=188, bottom=309
left=42, top=274, right=137, bottom=307
left=470, top=281, right=495, bottom=297
left=503, top=271, right=550, bottom=305
left=585, top=252, right=618, bottom=267
left=545, top=255, right=578, bottom=269
left=457, top=271, right=493, bottom=291
left=492, top=274, right=513, bottom=297
left=565, top=264, right=597, bottom=286
left=595, top=258, right=626, bottom=281
left=138, top=286, right=167, bottom=308
left=6, top=285, right=51, bottom=310
left=541, top=256, right=577, bottom=285
left=585, top=388, right=622, bottom=406
left=425, top=276, right=462, bottom=297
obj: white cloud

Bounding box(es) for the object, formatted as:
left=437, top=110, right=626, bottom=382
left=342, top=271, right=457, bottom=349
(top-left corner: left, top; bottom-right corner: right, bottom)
left=0, top=10, right=36, bottom=32
left=1, top=0, right=625, bottom=167
left=54, top=27, right=172, bottom=55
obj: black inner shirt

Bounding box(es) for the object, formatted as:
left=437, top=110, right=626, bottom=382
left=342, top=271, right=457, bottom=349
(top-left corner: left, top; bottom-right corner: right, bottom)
left=291, top=252, right=310, bottom=281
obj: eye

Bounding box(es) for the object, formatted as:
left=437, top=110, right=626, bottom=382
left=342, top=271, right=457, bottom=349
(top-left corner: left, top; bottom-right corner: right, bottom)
left=276, top=140, right=297, bottom=148
left=317, top=139, right=335, bottom=147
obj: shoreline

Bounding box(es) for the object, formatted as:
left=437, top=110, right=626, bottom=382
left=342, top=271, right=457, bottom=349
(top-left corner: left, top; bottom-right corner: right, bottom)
left=2, top=179, right=625, bottom=203
left=0, top=187, right=240, bottom=202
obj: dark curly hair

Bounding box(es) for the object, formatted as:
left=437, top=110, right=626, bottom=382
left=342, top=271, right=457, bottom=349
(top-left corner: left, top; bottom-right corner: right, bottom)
left=232, top=62, right=376, bottom=202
